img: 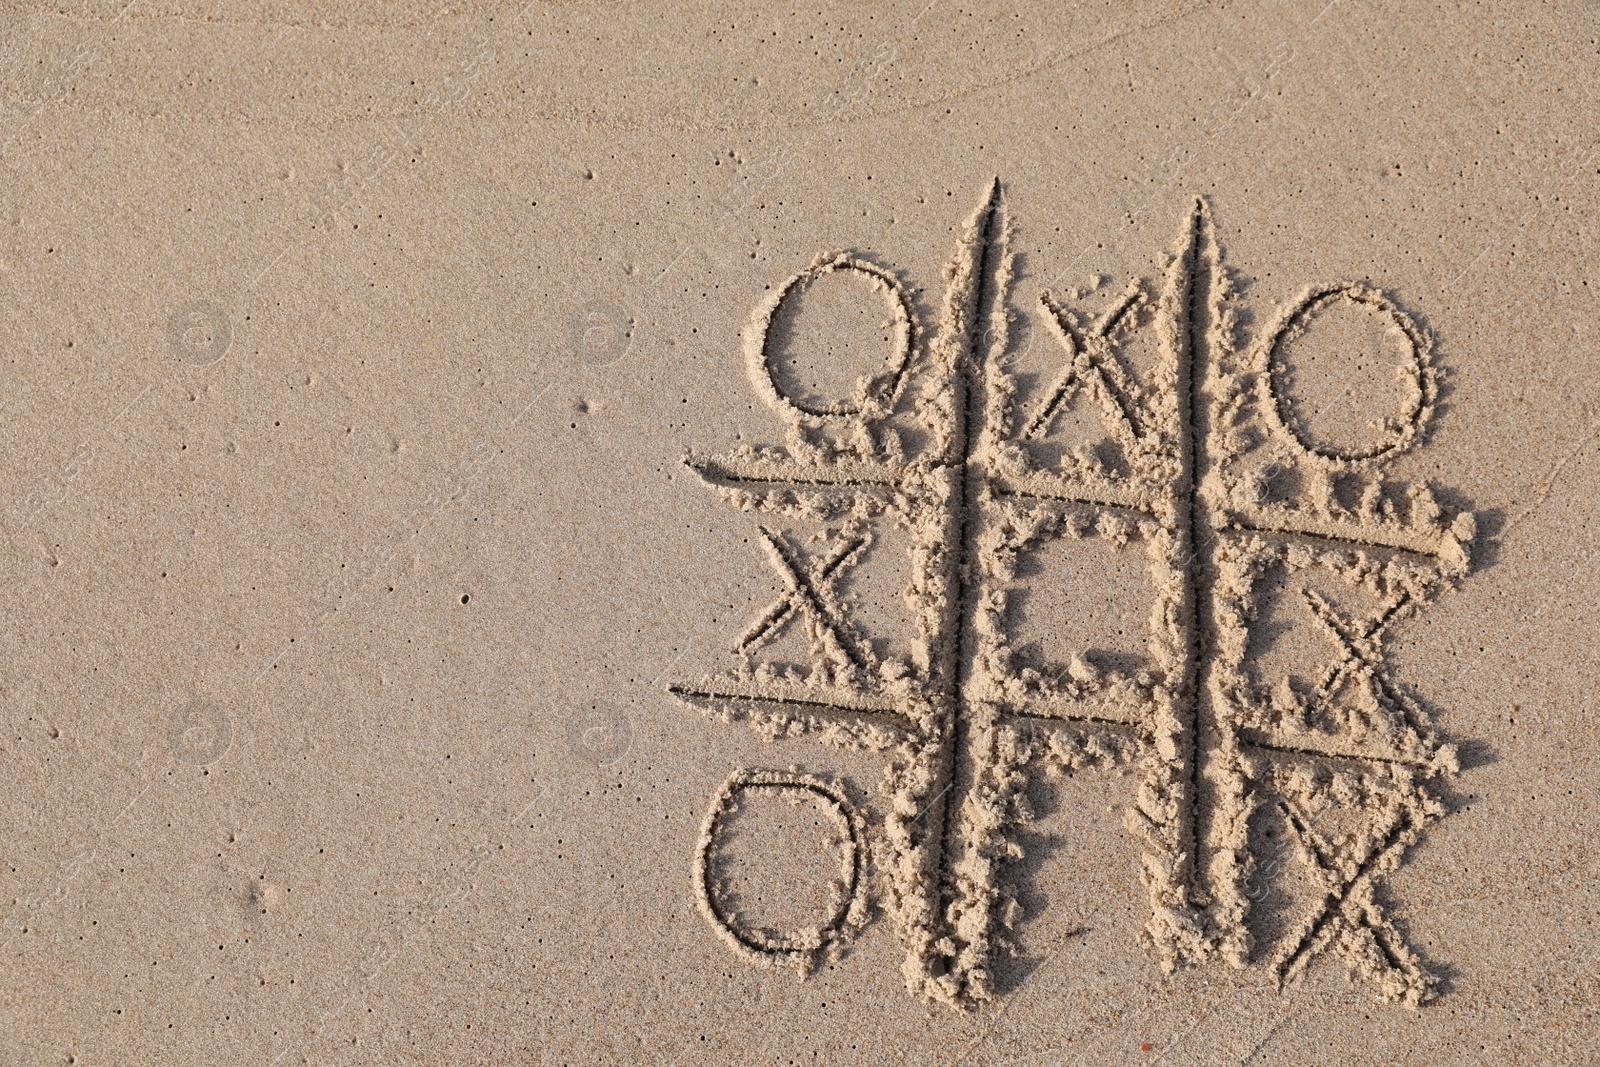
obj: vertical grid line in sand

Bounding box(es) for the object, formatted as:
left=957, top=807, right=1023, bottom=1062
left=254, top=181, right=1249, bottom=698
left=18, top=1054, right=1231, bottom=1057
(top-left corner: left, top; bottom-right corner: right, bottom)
left=932, top=179, right=1004, bottom=991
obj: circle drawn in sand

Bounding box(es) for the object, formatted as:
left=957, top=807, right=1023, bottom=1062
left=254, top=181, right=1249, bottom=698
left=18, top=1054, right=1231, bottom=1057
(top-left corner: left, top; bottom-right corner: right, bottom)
left=744, top=252, right=915, bottom=427
left=693, top=769, right=869, bottom=973
left=1259, top=283, right=1435, bottom=467
left=167, top=699, right=233, bottom=765
left=566, top=703, right=632, bottom=765
left=567, top=299, right=635, bottom=369
left=167, top=300, right=234, bottom=367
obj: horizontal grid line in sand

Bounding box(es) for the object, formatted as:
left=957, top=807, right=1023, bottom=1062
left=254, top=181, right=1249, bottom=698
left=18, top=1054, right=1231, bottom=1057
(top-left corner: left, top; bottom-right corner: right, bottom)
left=1224, top=516, right=1447, bottom=559
left=1241, top=737, right=1433, bottom=770
left=991, top=485, right=1160, bottom=521
left=687, top=462, right=908, bottom=490
left=666, top=684, right=909, bottom=720
left=1007, top=706, right=1147, bottom=729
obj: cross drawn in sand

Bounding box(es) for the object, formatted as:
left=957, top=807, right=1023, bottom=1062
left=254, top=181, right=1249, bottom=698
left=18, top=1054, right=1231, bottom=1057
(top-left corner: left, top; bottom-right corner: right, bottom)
left=669, top=181, right=1477, bottom=1009
left=737, top=526, right=871, bottom=667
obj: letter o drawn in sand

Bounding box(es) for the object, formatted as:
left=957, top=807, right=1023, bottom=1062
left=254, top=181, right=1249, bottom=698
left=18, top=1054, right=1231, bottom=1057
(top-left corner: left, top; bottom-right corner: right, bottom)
left=1259, top=283, right=1436, bottom=467
left=693, top=769, right=869, bottom=974
left=744, top=252, right=915, bottom=427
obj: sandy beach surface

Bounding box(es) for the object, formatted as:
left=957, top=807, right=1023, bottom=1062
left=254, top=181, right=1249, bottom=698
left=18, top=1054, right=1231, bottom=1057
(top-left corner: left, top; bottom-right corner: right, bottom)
left=1, top=2, right=1597, bottom=1063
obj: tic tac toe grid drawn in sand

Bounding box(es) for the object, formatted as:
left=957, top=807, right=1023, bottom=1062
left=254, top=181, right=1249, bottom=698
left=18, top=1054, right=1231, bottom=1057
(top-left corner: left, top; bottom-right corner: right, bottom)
left=669, top=181, right=1477, bottom=1009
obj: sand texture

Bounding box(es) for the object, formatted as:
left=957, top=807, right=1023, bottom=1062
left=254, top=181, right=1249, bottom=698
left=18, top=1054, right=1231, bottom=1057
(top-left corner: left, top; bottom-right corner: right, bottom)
left=1, top=1, right=1597, bottom=1064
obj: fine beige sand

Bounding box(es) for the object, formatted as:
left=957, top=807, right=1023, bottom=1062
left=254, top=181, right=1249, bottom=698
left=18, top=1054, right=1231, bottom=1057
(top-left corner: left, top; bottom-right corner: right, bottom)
left=2, top=2, right=1598, bottom=1064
